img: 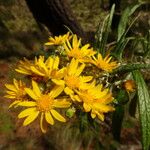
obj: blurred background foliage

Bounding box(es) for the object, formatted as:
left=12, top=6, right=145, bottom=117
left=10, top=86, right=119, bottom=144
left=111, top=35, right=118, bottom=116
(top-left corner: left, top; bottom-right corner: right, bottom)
left=0, top=0, right=150, bottom=149
left=0, top=0, right=149, bottom=59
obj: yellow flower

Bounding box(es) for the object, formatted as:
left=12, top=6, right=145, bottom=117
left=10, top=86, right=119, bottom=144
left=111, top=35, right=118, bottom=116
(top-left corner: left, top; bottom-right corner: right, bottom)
left=5, top=79, right=27, bottom=108
left=64, top=34, right=96, bottom=62
left=18, top=80, right=71, bottom=133
left=16, top=56, right=65, bottom=80
left=31, top=56, right=65, bottom=79
left=92, top=53, right=118, bottom=72
left=45, top=32, right=71, bottom=46
left=74, top=83, right=115, bottom=121
left=15, top=58, right=33, bottom=75
left=52, top=58, right=93, bottom=98
left=123, top=80, right=136, bottom=92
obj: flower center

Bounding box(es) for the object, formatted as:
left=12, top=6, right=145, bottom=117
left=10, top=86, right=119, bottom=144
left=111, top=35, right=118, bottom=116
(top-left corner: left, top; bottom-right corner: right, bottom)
left=68, top=49, right=82, bottom=59
left=80, top=92, right=94, bottom=104
left=37, top=95, right=53, bottom=111
left=65, top=75, right=80, bottom=89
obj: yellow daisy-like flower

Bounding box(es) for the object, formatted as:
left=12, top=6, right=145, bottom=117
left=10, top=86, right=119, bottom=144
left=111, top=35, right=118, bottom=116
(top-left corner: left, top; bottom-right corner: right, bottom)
left=64, top=34, right=96, bottom=62
left=31, top=56, right=65, bottom=80
left=123, top=80, right=136, bottom=92
left=15, top=58, right=33, bottom=75
left=45, top=32, right=71, bottom=46
left=73, top=83, right=115, bottom=121
left=16, top=56, right=65, bottom=80
left=5, top=79, right=27, bottom=108
left=52, top=58, right=93, bottom=98
left=18, top=80, right=71, bottom=133
left=92, top=53, right=118, bottom=72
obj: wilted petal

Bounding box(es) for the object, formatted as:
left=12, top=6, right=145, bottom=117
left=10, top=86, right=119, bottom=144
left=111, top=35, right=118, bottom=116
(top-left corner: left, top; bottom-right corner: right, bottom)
left=40, top=113, right=47, bottom=133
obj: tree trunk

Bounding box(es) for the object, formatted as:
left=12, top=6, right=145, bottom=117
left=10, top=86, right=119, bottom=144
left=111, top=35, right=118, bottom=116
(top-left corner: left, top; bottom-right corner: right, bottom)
left=25, top=0, right=86, bottom=39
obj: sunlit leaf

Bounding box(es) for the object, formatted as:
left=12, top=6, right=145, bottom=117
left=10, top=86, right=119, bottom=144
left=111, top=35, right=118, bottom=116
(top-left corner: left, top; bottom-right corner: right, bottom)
left=117, top=4, right=141, bottom=41
left=96, top=4, right=115, bottom=56
left=132, top=70, right=150, bottom=150
left=113, top=63, right=150, bottom=74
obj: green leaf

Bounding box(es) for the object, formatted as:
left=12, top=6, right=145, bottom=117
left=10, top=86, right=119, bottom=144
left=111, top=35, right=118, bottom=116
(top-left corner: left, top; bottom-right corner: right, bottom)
left=97, top=4, right=115, bottom=56
left=132, top=70, right=150, bottom=150
left=113, top=63, right=150, bottom=74
left=112, top=106, right=124, bottom=141
left=117, top=4, right=141, bottom=41
left=113, top=37, right=131, bottom=60
left=143, top=30, right=150, bottom=58
left=129, top=94, right=138, bottom=117
left=115, top=89, right=129, bottom=105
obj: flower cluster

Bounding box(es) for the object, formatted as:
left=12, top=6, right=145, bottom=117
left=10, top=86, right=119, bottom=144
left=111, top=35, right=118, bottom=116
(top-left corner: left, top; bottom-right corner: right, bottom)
left=5, top=32, right=118, bottom=133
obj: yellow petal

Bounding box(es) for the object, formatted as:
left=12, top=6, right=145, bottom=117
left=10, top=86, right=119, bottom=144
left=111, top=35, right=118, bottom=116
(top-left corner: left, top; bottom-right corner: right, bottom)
left=45, top=42, right=53, bottom=46
left=18, top=101, right=37, bottom=107
left=83, top=103, right=91, bottom=112
left=50, top=109, right=66, bottom=122
left=69, top=59, right=78, bottom=75
left=23, top=111, right=39, bottom=126
left=45, top=112, right=54, bottom=125
left=9, top=100, right=20, bottom=108
left=70, top=94, right=82, bottom=102
left=49, top=86, right=64, bottom=98
left=32, top=80, right=41, bottom=97
left=75, top=63, right=85, bottom=76
left=53, top=56, right=59, bottom=69
left=13, top=79, right=19, bottom=90
left=6, top=91, right=16, bottom=95
left=25, top=88, right=38, bottom=100
left=40, top=113, right=47, bottom=133
left=30, top=66, right=45, bottom=76
left=52, top=79, right=65, bottom=86
left=46, top=57, right=53, bottom=71
left=64, top=87, right=74, bottom=95
left=97, top=112, right=104, bottom=121
left=91, top=112, right=96, bottom=119
left=15, top=69, right=31, bottom=75
left=93, top=103, right=105, bottom=111
left=53, top=99, right=71, bottom=108
left=18, top=107, right=37, bottom=118
left=4, top=95, right=16, bottom=99
left=81, top=76, right=93, bottom=82
left=5, top=84, right=17, bottom=92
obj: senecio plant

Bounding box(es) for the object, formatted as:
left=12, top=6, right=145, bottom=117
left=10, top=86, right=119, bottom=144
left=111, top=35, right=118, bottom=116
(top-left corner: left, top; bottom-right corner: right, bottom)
left=4, top=4, right=150, bottom=150
left=5, top=32, right=119, bottom=133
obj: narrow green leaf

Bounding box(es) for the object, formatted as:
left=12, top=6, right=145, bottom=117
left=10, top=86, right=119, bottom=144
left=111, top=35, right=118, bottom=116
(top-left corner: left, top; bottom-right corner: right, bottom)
left=113, top=37, right=131, bottom=60
left=129, top=94, right=138, bottom=117
left=113, top=63, right=150, bottom=74
left=112, top=106, right=124, bottom=142
left=114, top=15, right=139, bottom=60
left=117, top=4, right=141, bottom=41
left=98, top=4, right=115, bottom=56
left=143, top=30, right=150, bottom=58
left=132, top=70, right=150, bottom=150
left=116, top=89, right=129, bottom=105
